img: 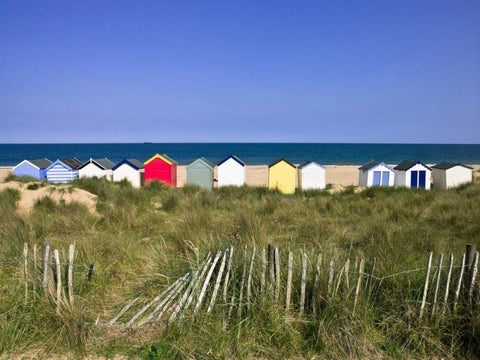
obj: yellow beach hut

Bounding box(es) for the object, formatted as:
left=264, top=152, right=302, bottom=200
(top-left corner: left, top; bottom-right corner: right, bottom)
left=268, top=158, right=296, bottom=194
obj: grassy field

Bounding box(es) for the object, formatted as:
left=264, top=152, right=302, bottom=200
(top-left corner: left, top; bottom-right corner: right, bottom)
left=1, top=174, right=480, bottom=359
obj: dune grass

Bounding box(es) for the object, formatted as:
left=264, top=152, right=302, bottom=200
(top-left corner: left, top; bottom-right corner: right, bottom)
left=0, top=177, right=480, bottom=358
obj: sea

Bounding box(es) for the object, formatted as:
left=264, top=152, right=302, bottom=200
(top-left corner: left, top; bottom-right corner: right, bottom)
left=0, top=143, right=479, bottom=167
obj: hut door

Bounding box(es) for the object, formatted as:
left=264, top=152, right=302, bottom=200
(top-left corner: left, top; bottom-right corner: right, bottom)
left=411, top=171, right=418, bottom=188
left=373, top=171, right=381, bottom=186
left=418, top=171, right=426, bottom=189
left=381, top=172, right=390, bottom=187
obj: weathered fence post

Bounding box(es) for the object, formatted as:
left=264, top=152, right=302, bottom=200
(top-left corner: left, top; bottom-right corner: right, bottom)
left=268, top=244, right=275, bottom=287
left=207, top=249, right=228, bottom=313
left=222, top=246, right=234, bottom=304
left=366, top=257, right=376, bottom=295
left=23, top=243, right=28, bottom=304
left=419, top=252, right=433, bottom=320
left=33, top=244, right=38, bottom=297
left=353, top=259, right=365, bottom=313
left=312, top=253, right=322, bottom=315
left=286, top=251, right=293, bottom=312
left=453, top=254, right=466, bottom=312
left=431, top=254, right=443, bottom=318
left=274, top=246, right=281, bottom=302
left=246, top=247, right=256, bottom=310
left=468, top=251, right=479, bottom=302
left=195, top=251, right=222, bottom=315
left=300, top=253, right=307, bottom=315
left=260, top=248, right=266, bottom=298
left=465, top=244, right=477, bottom=282
left=237, top=246, right=248, bottom=317
left=54, top=249, right=62, bottom=311
left=327, top=258, right=334, bottom=298
left=42, top=243, right=50, bottom=296
left=68, top=244, right=74, bottom=305
left=344, top=258, right=350, bottom=290
left=442, top=254, right=454, bottom=316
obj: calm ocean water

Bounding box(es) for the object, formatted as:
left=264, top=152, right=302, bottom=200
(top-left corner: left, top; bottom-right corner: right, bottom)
left=0, top=143, right=479, bottom=166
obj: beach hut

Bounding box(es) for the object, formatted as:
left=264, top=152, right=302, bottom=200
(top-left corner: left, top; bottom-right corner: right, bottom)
left=112, top=159, right=144, bottom=188
left=46, top=158, right=82, bottom=183
left=298, top=161, right=326, bottom=190
left=358, top=161, right=395, bottom=187
left=13, top=158, right=52, bottom=181
left=186, top=158, right=215, bottom=190
left=268, top=158, right=296, bottom=194
left=432, top=162, right=473, bottom=189
left=144, top=153, right=177, bottom=187
left=394, top=160, right=431, bottom=189
left=79, top=158, right=115, bottom=180
left=217, top=155, right=246, bottom=187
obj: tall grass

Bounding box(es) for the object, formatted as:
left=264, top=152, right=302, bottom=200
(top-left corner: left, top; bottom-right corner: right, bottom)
left=0, top=179, right=479, bottom=358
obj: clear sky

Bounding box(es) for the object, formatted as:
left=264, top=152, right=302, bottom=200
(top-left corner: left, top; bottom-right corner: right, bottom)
left=0, top=1, right=479, bottom=143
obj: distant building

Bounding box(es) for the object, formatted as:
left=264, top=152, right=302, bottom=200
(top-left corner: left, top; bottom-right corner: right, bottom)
left=394, top=161, right=431, bottom=190
left=268, top=158, right=296, bottom=194
left=298, top=161, right=325, bottom=190
left=79, top=158, right=115, bottom=180
left=46, top=158, right=83, bottom=183
left=187, top=158, right=215, bottom=190
left=358, top=161, right=395, bottom=187
left=432, top=162, right=473, bottom=189
left=112, top=159, right=145, bottom=188
left=217, top=155, right=246, bottom=187
left=13, top=158, right=52, bottom=181
left=144, top=154, right=177, bottom=187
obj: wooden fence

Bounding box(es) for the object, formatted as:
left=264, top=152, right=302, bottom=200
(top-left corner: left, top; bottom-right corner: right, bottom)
left=106, top=243, right=480, bottom=328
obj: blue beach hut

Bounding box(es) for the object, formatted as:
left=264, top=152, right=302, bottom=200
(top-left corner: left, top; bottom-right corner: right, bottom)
left=46, top=158, right=83, bottom=183
left=13, top=158, right=52, bottom=181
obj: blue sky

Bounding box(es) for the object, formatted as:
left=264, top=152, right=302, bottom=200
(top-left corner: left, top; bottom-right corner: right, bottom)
left=0, top=1, right=479, bottom=143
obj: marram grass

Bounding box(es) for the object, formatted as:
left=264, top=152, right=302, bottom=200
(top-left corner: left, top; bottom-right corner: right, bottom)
left=0, top=176, right=480, bottom=358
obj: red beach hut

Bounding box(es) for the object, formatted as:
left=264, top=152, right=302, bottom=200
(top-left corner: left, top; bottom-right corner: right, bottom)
left=144, top=154, right=177, bottom=187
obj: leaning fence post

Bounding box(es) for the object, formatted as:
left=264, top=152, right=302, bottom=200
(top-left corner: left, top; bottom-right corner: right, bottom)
left=222, top=246, right=234, bottom=304
left=312, top=253, right=322, bottom=315
left=442, top=254, right=454, bottom=316
left=327, top=257, right=334, bottom=298
left=260, top=248, right=266, bottom=298
left=33, top=244, right=38, bottom=297
left=286, top=252, right=293, bottom=312
left=246, top=247, right=256, bottom=310
left=353, top=259, right=365, bottom=313
left=300, top=253, right=307, bottom=315
left=344, top=258, right=350, bottom=290
left=207, top=249, right=228, bottom=314
left=23, top=243, right=28, bottom=304
left=194, top=251, right=222, bottom=315
left=68, top=244, right=74, bottom=305
left=237, top=246, right=248, bottom=318
left=54, top=249, right=62, bottom=311
left=453, top=254, right=466, bottom=312
left=42, top=243, right=50, bottom=296
left=431, top=254, right=443, bottom=318
left=274, top=246, right=281, bottom=302
left=419, top=252, right=433, bottom=320
left=468, top=251, right=479, bottom=302
left=465, top=244, right=477, bottom=284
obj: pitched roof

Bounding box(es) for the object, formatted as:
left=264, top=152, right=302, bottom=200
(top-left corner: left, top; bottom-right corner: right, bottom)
left=394, top=160, right=431, bottom=171
left=144, top=153, right=177, bottom=165
left=28, top=158, right=52, bottom=169
left=268, top=158, right=296, bottom=168
left=61, top=158, right=83, bottom=170
left=432, top=162, right=473, bottom=170
left=113, top=159, right=144, bottom=170
left=80, top=158, right=115, bottom=170
left=218, top=155, right=245, bottom=166
left=188, top=157, right=215, bottom=169
left=299, top=161, right=324, bottom=169
left=358, top=161, right=381, bottom=171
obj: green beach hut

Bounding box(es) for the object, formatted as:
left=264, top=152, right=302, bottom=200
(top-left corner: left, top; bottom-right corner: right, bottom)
left=186, top=157, right=215, bottom=190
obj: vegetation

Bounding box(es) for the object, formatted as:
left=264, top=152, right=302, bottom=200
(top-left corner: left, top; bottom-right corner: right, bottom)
left=1, top=176, right=480, bottom=359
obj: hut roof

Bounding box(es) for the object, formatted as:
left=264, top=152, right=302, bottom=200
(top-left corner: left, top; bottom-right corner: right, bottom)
left=144, top=153, right=177, bottom=165
left=218, top=155, right=245, bottom=167
left=299, top=161, right=324, bottom=169
left=112, top=159, right=144, bottom=171
left=394, top=160, right=431, bottom=171
left=268, top=158, right=295, bottom=168
left=79, top=158, right=115, bottom=170
left=27, top=158, right=52, bottom=169
left=358, top=161, right=394, bottom=172
left=432, top=162, right=473, bottom=170
left=188, top=157, right=215, bottom=169
left=60, top=158, right=83, bottom=170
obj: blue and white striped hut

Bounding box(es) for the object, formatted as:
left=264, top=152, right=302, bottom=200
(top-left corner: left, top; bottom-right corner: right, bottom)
left=13, top=158, right=52, bottom=181
left=46, top=158, right=83, bottom=183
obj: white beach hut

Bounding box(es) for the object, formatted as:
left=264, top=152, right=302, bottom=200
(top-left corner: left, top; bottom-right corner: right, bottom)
left=217, top=155, right=246, bottom=187
left=298, top=161, right=326, bottom=190
left=79, top=158, right=115, bottom=181
left=393, top=160, right=431, bottom=190
left=358, top=161, right=395, bottom=187
left=432, top=162, right=473, bottom=189
left=112, top=159, right=144, bottom=188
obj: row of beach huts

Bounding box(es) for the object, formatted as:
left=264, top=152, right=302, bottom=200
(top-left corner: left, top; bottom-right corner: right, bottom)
left=12, top=155, right=474, bottom=193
